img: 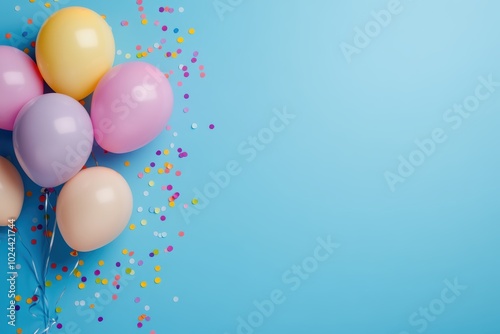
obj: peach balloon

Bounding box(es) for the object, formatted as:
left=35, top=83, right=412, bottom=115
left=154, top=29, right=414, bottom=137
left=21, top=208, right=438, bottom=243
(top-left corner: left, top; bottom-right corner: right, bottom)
left=0, top=156, right=24, bottom=225
left=56, top=167, right=132, bottom=252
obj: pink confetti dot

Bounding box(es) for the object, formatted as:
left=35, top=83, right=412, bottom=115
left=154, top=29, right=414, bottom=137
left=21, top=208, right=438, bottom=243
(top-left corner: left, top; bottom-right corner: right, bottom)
left=183, top=107, right=189, bottom=113
left=175, top=171, right=181, bottom=176
left=200, top=72, right=206, bottom=78
left=167, top=185, right=173, bottom=191
left=167, top=246, right=173, bottom=252
left=209, top=124, right=215, bottom=129
left=136, top=45, right=142, bottom=51
left=193, top=51, right=199, bottom=57
left=135, top=297, right=141, bottom=303
left=121, top=20, right=128, bottom=26
left=162, top=25, right=168, bottom=31
left=199, top=65, right=205, bottom=70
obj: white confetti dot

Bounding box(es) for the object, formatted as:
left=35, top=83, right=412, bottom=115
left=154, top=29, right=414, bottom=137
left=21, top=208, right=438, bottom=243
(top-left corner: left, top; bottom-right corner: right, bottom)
left=137, top=207, right=143, bottom=213
left=32, top=218, right=38, bottom=223
left=178, top=7, right=184, bottom=13
left=191, top=123, right=198, bottom=129
left=143, top=191, right=149, bottom=196
left=153, top=231, right=158, bottom=236
left=14, top=5, right=20, bottom=11
left=154, top=43, right=160, bottom=48
left=145, top=305, right=150, bottom=311
left=170, top=143, right=175, bottom=148
left=173, top=296, right=179, bottom=302
left=94, top=293, right=100, bottom=298
left=161, top=232, right=167, bottom=238
left=178, top=64, right=184, bottom=70
left=173, top=132, right=178, bottom=137
left=74, top=301, right=79, bottom=306
left=129, top=258, right=135, bottom=264
left=161, top=206, right=166, bottom=211
left=116, top=50, right=122, bottom=55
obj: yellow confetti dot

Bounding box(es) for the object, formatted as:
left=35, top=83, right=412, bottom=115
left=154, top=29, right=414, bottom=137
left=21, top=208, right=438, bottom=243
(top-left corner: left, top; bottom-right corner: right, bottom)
left=89, top=304, right=95, bottom=309
left=154, top=277, right=161, bottom=284
left=172, top=52, right=178, bottom=58
left=45, top=280, right=52, bottom=287
left=16, top=328, right=22, bottom=334
left=26, top=298, right=32, bottom=304
left=140, top=219, right=147, bottom=226
left=75, top=271, right=82, bottom=278
left=192, top=198, right=199, bottom=205
left=102, top=278, right=109, bottom=285
left=153, top=249, right=159, bottom=255
left=15, top=295, right=21, bottom=302
left=78, top=283, right=85, bottom=289
left=95, top=278, right=101, bottom=284
left=144, top=167, right=151, bottom=173
left=149, top=180, right=155, bottom=187
left=154, top=208, right=160, bottom=214
left=141, top=19, right=148, bottom=25
left=122, top=249, right=128, bottom=255
left=78, top=259, right=84, bottom=266
left=55, top=275, right=62, bottom=281
left=188, top=28, right=195, bottom=34
left=98, top=260, right=104, bottom=266
left=129, top=224, right=136, bottom=230
left=163, top=149, right=169, bottom=155
left=101, top=14, right=106, bottom=19
left=29, top=0, right=35, bottom=2
left=125, top=53, right=131, bottom=59
left=55, top=306, right=62, bottom=313
left=158, top=168, right=164, bottom=175
left=141, top=51, right=147, bottom=57
left=177, top=37, right=184, bottom=43
left=169, top=202, right=175, bottom=208
left=124, top=161, right=130, bottom=167
left=125, top=268, right=132, bottom=274
left=140, top=281, right=147, bottom=288
left=154, top=265, right=161, bottom=272
left=44, top=2, right=51, bottom=8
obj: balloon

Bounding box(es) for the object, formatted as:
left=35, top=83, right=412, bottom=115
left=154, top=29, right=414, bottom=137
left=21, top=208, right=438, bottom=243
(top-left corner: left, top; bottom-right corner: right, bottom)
left=35, top=6, right=115, bottom=101
left=0, top=157, right=24, bottom=225
left=91, top=61, right=173, bottom=153
left=56, top=167, right=133, bottom=252
left=13, top=93, right=94, bottom=188
left=0, top=46, right=44, bottom=131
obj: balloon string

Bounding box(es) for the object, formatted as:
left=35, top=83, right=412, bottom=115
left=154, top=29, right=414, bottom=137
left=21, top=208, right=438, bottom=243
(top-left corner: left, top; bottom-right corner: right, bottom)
left=16, top=190, right=79, bottom=334
left=91, top=151, right=99, bottom=166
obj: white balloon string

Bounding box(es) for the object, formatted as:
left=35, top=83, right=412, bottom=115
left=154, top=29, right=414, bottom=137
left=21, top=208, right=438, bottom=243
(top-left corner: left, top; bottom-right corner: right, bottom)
left=16, top=189, right=79, bottom=334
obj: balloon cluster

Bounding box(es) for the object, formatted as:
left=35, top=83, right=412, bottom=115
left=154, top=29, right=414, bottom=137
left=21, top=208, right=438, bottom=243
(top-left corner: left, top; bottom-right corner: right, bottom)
left=0, top=7, right=174, bottom=252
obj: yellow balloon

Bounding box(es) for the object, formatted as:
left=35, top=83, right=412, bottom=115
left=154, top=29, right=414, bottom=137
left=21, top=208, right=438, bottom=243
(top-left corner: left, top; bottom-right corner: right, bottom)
left=56, top=167, right=133, bottom=252
left=36, top=7, right=115, bottom=101
left=0, top=156, right=24, bottom=225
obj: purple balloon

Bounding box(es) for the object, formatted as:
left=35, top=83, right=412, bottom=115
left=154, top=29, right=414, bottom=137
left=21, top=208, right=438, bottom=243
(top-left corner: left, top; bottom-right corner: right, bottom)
left=13, top=93, right=94, bottom=188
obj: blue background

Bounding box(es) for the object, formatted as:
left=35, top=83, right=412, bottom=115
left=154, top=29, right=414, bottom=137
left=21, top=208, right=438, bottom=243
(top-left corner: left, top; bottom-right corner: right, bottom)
left=1, top=0, right=500, bottom=333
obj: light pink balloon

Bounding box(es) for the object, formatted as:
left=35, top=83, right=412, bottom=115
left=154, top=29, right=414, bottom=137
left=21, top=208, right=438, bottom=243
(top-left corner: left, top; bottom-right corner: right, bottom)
left=0, top=46, right=44, bottom=131
left=91, top=61, right=174, bottom=153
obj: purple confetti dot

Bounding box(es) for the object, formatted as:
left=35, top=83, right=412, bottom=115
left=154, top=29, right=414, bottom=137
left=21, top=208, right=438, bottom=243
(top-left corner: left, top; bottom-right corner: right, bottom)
left=177, top=148, right=182, bottom=153
left=159, top=7, right=164, bottom=12
left=149, top=252, right=154, bottom=257
left=98, top=316, right=103, bottom=322
left=184, top=94, right=189, bottom=99
left=166, top=52, right=171, bottom=57
left=135, top=297, right=141, bottom=303
left=177, top=48, right=182, bottom=54
left=37, top=224, right=43, bottom=230
left=184, top=72, right=190, bottom=78
left=57, top=323, right=63, bottom=329
left=116, top=262, right=121, bottom=267
left=94, top=270, right=100, bottom=276
left=182, top=65, right=188, bottom=71
left=168, top=8, right=174, bottom=13
left=137, top=322, right=143, bottom=328
left=193, top=51, right=199, bottom=56
left=156, top=150, right=161, bottom=155
left=160, top=216, right=166, bottom=221
left=209, top=124, right=215, bottom=129
left=116, top=285, right=120, bottom=290
left=81, top=277, right=87, bottom=282
left=15, top=305, right=20, bottom=311
left=150, top=162, right=156, bottom=167
left=145, top=316, right=151, bottom=321
left=138, top=260, right=144, bottom=266
left=191, top=57, right=197, bottom=63
left=38, top=205, right=44, bottom=210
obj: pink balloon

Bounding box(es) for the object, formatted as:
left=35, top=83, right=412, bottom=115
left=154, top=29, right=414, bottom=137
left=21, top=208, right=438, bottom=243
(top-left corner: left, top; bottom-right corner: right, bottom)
left=0, top=46, right=44, bottom=131
left=91, top=61, right=174, bottom=153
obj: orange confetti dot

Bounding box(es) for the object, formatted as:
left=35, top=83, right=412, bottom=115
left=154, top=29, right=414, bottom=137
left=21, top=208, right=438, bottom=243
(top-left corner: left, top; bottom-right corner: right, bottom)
left=5, top=33, right=12, bottom=39
left=27, top=18, right=33, bottom=24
